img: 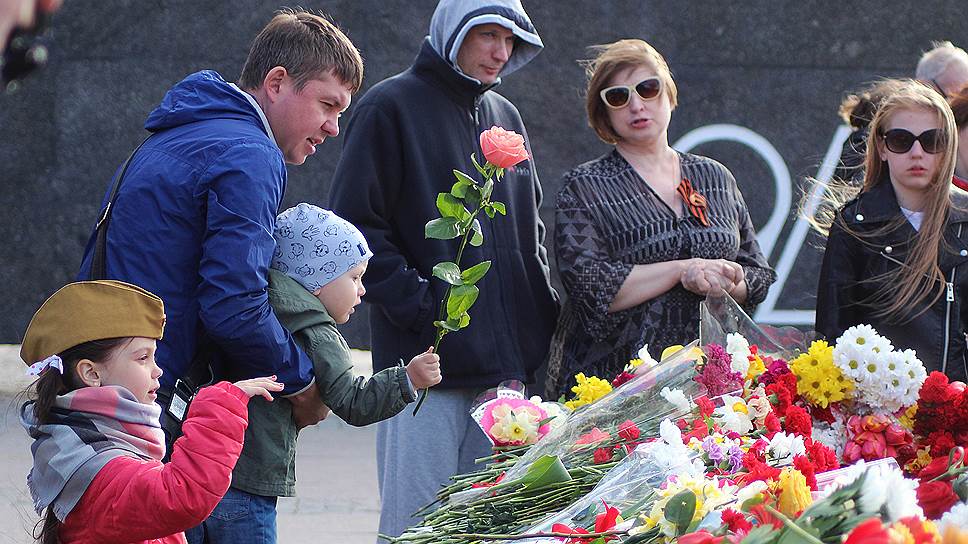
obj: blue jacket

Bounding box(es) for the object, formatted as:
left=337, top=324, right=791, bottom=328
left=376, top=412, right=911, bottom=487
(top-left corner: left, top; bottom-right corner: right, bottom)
left=78, top=70, right=314, bottom=395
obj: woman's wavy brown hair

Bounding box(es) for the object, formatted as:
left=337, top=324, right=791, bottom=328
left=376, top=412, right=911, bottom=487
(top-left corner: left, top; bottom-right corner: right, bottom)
left=811, top=79, right=958, bottom=321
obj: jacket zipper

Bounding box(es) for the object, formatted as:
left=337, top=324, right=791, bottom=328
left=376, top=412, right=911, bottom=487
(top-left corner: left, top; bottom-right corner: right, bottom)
left=942, top=223, right=965, bottom=372
left=878, top=245, right=957, bottom=372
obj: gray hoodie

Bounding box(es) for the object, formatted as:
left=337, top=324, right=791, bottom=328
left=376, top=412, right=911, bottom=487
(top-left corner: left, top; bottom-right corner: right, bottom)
left=428, top=0, right=543, bottom=83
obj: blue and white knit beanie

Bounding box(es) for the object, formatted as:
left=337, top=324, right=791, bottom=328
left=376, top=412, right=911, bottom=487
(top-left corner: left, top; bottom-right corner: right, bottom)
left=271, top=203, right=373, bottom=292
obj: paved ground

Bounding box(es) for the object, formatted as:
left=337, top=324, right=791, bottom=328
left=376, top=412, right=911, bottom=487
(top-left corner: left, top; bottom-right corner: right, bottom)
left=0, top=345, right=381, bottom=544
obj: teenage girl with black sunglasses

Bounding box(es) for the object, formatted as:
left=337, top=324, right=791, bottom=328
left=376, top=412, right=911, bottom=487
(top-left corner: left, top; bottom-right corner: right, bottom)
left=814, top=79, right=968, bottom=381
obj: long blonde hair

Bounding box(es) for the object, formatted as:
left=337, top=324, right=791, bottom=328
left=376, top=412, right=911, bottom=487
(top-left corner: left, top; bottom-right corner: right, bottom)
left=813, top=79, right=958, bottom=320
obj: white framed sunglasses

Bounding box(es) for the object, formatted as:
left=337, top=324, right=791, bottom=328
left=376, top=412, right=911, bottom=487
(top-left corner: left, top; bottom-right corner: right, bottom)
left=599, top=77, right=662, bottom=109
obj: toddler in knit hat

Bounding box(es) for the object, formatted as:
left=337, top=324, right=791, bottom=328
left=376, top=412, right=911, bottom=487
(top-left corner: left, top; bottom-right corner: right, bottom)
left=230, top=204, right=441, bottom=499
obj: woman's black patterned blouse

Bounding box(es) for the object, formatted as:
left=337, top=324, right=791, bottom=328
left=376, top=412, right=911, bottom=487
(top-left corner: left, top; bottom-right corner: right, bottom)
left=545, top=150, right=777, bottom=398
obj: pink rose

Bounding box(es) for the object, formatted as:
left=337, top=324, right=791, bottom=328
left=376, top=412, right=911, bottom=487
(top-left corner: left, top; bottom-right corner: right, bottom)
left=479, top=126, right=529, bottom=169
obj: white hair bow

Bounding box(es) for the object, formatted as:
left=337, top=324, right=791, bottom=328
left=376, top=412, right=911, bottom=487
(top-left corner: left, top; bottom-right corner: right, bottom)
left=26, top=355, right=64, bottom=376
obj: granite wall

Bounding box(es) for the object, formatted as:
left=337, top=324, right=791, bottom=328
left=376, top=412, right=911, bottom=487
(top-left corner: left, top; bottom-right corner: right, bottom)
left=2, top=0, right=966, bottom=348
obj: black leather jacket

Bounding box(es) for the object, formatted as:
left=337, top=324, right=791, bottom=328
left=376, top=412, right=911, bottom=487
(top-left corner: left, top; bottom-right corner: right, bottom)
left=816, top=180, right=968, bottom=382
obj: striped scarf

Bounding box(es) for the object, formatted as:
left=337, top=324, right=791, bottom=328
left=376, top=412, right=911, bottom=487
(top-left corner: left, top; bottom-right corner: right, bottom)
left=20, top=385, right=165, bottom=521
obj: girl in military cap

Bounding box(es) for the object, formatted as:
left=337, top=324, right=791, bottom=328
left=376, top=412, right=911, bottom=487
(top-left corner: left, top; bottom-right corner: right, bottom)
left=19, top=280, right=283, bottom=544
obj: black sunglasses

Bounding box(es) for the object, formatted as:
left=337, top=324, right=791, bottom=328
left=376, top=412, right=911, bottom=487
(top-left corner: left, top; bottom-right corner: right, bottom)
left=881, top=128, right=946, bottom=154
left=599, top=77, right=662, bottom=109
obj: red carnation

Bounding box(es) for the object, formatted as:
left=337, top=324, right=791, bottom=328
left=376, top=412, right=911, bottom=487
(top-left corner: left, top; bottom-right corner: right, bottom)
left=809, top=404, right=837, bottom=424
left=927, top=431, right=957, bottom=457
left=917, top=480, right=960, bottom=519
left=920, top=372, right=954, bottom=404
left=618, top=420, right=641, bottom=441
left=793, top=455, right=818, bottom=491
left=764, top=411, right=782, bottom=436
left=783, top=405, right=813, bottom=437
left=804, top=437, right=840, bottom=472
left=611, top=371, right=635, bottom=388
left=765, top=383, right=792, bottom=416
left=593, top=446, right=615, bottom=464
left=695, top=396, right=716, bottom=418
left=721, top=508, right=753, bottom=534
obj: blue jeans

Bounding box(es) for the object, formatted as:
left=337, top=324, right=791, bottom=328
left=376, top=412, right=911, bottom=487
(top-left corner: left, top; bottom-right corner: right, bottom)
left=185, top=487, right=278, bottom=544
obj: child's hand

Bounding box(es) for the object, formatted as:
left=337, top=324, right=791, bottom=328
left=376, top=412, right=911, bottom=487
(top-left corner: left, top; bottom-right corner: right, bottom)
left=406, top=347, right=442, bottom=390
left=234, top=376, right=285, bottom=401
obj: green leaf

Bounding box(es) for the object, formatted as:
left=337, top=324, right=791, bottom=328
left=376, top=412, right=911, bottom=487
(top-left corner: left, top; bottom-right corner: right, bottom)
left=464, top=184, right=483, bottom=210
left=434, top=319, right=459, bottom=332
left=451, top=180, right=471, bottom=199
left=469, top=219, right=484, bottom=247
left=432, top=262, right=463, bottom=286
left=491, top=201, right=506, bottom=215
left=471, top=153, right=488, bottom=177
left=453, top=169, right=477, bottom=186
left=436, top=193, right=468, bottom=220
left=461, top=261, right=491, bottom=285
left=425, top=217, right=460, bottom=240
left=776, top=525, right=821, bottom=544
left=484, top=206, right=496, bottom=219
left=444, top=312, right=470, bottom=331
left=737, top=526, right=777, bottom=544
left=447, top=284, right=479, bottom=318
left=519, top=455, right=572, bottom=490
left=663, top=489, right=697, bottom=536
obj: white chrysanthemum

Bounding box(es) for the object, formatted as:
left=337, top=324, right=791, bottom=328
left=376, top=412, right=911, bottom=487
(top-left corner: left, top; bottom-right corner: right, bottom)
left=868, top=334, right=894, bottom=356
left=726, top=333, right=751, bottom=376
left=659, top=418, right=684, bottom=447
left=837, top=324, right=882, bottom=352
left=660, top=386, right=692, bottom=413
left=765, top=432, right=806, bottom=467
left=877, top=464, right=922, bottom=522
left=899, top=349, right=927, bottom=403
left=833, top=342, right=867, bottom=381
left=939, top=502, right=968, bottom=531
left=858, top=466, right=888, bottom=514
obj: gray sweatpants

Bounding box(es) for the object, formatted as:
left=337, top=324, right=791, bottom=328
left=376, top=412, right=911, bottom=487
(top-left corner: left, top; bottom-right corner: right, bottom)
left=375, top=387, right=492, bottom=540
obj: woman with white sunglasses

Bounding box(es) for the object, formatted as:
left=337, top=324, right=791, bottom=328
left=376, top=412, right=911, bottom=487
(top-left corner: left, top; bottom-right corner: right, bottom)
left=545, top=39, right=775, bottom=399
left=815, top=79, right=968, bottom=381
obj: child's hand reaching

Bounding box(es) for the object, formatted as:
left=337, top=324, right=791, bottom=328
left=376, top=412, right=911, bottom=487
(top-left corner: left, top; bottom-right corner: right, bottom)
left=406, top=347, right=442, bottom=390
left=233, top=376, right=285, bottom=401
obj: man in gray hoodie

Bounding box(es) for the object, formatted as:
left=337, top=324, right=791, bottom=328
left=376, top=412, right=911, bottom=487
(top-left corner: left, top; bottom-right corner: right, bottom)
left=329, top=0, right=558, bottom=538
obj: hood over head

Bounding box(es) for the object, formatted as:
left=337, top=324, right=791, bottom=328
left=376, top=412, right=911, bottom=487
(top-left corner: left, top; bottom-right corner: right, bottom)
left=428, top=0, right=542, bottom=83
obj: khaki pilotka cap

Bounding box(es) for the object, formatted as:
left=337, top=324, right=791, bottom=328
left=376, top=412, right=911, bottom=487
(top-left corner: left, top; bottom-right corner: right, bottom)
left=20, top=280, right=166, bottom=366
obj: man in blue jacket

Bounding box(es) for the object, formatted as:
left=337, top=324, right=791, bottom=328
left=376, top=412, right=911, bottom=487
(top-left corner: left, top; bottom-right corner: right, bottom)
left=329, top=0, right=559, bottom=538
left=77, top=9, right=362, bottom=541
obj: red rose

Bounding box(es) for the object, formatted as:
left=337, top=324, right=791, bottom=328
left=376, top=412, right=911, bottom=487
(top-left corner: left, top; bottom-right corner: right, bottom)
left=618, top=420, right=641, bottom=441
left=783, top=405, right=813, bottom=437
left=919, top=451, right=963, bottom=482
left=593, top=446, right=615, bottom=464
left=917, top=480, right=960, bottom=519
left=843, top=518, right=890, bottom=544
left=479, top=126, right=529, bottom=169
